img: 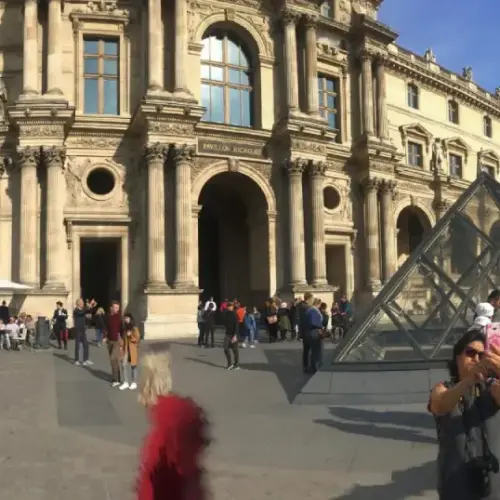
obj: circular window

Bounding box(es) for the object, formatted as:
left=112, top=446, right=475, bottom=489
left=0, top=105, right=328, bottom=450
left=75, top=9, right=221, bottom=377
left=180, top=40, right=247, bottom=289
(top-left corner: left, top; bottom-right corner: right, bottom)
left=323, top=186, right=341, bottom=210
left=86, top=168, right=115, bottom=196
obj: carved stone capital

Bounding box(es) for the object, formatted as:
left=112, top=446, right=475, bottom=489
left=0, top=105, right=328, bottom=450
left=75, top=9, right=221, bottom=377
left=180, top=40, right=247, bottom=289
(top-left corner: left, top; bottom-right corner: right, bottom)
left=283, top=158, right=306, bottom=176
left=173, top=144, right=195, bottom=165
left=433, top=199, right=451, bottom=213
left=309, top=160, right=327, bottom=177
left=302, top=13, right=319, bottom=29
left=281, top=8, right=301, bottom=26
left=357, top=49, right=372, bottom=62
left=17, top=146, right=40, bottom=168
left=380, top=179, right=397, bottom=195
left=362, top=177, right=380, bottom=195
left=42, top=146, right=66, bottom=169
left=145, top=143, right=167, bottom=164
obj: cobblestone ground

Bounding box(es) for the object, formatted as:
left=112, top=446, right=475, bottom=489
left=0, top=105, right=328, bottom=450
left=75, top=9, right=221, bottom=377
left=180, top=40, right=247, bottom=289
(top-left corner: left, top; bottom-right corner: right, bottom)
left=0, top=333, right=438, bottom=499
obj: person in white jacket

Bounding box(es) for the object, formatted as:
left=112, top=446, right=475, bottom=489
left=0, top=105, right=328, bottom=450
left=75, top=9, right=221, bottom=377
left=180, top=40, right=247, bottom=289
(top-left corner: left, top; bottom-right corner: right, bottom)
left=468, top=302, right=494, bottom=333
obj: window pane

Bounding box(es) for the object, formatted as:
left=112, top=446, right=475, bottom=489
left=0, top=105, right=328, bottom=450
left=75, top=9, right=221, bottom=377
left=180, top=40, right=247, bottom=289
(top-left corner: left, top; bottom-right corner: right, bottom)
left=229, top=88, right=241, bottom=126
left=241, top=89, right=251, bottom=127
left=210, top=66, right=224, bottom=82
left=210, top=36, right=223, bottom=62
left=103, top=79, right=118, bottom=115
left=201, top=84, right=210, bottom=121
left=318, top=92, right=324, bottom=106
left=84, top=78, right=98, bottom=114
left=84, top=40, right=98, bottom=55
left=84, top=57, right=98, bottom=74
left=201, top=64, right=210, bottom=80
left=240, top=71, right=250, bottom=86
left=227, top=40, right=240, bottom=66
left=103, top=59, right=118, bottom=75
left=228, top=68, right=240, bottom=85
left=239, top=50, right=249, bottom=69
left=328, top=112, right=337, bottom=129
left=104, top=41, right=118, bottom=56
left=326, top=78, right=335, bottom=92
left=210, top=85, right=224, bottom=123
left=327, top=94, right=336, bottom=109
left=201, top=39, right=209, bottom=60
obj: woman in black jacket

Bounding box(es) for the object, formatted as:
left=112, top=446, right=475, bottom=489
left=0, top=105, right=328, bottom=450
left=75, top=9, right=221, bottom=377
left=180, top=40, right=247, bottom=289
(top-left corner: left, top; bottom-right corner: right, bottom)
left=203, top=304, right=216, bottom=348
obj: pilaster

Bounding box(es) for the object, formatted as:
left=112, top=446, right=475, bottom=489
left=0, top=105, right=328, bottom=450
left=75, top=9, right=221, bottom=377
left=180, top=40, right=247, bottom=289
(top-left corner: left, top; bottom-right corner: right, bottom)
left=362, top=177, right=381, bottom=291
left=303, top=14, right=320, bottom=117
left=380, top=179, right=397, bottom=282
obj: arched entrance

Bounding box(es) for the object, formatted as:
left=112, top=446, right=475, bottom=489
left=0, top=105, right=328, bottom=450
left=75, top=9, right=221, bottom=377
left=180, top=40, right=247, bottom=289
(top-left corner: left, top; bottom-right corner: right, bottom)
left=198, top=171, right=270, bottom=308
left=396, top=206, right=432, bottom=266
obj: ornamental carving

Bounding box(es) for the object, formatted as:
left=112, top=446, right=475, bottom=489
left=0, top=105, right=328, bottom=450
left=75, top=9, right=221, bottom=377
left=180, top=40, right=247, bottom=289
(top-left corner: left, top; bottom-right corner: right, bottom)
left=145, top=143, right=167, bottom=163
left=338, top=0, right=351, bottom=23
left=64, top=158, right=84, bottom=202
left=191, top=157, right=214, bottom=181
left=283, top=158, right=306, bottom=175
left=17, top=147, right=40, bottom=167
left=362, top=177, right=380, bottom=194
left=149, top=122, right=194, bottom=136
left=380, top=179, right=397, bottom=195
left=21, top=125, right=63, bottom=137
left=302, top=14, right=318, bottom=28
left=291, top=139, right=327, bottom=154
left=174, top=144, right=195, bottom=164
left=339, top=180, right=352, bottom=219
left=309, top=161, right=326, bottom=176
left=187, top=1, right=218, bottom=40
left=281, top=8, right=301, bottom=25
left=42, top=146, right=66, bottom=168
left=72, top=136, right=122, bottom=149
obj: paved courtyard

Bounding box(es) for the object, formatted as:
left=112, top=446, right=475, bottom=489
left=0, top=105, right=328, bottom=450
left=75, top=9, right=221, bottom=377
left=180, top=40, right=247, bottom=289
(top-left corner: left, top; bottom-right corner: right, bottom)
left=0, top=333, right=439, bottom=499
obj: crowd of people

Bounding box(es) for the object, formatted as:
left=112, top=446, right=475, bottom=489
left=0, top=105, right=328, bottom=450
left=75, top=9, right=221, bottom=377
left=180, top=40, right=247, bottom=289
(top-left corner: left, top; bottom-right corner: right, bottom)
left=0, top=301, right=35, bottom=350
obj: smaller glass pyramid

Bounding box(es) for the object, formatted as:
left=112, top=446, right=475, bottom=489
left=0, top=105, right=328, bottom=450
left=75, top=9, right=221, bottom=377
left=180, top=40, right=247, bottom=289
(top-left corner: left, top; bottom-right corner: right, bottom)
left=334, top=173, right=500, bottom=363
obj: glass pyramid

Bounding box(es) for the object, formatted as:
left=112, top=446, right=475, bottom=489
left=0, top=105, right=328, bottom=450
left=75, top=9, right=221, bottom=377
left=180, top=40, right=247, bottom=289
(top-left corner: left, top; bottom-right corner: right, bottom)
left=334, top=173, right=500, bottom=364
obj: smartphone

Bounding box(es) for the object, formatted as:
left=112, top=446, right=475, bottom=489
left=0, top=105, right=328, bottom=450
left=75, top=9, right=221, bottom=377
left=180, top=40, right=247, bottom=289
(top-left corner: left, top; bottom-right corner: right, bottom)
left=485, top=322, right=500, bottom=352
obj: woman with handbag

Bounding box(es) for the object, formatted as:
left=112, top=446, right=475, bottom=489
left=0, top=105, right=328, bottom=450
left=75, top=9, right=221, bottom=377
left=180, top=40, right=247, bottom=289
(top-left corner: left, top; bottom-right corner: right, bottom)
left=264, top=299, right=278, bottom=343
left=119, top=313, right=140, bottom=390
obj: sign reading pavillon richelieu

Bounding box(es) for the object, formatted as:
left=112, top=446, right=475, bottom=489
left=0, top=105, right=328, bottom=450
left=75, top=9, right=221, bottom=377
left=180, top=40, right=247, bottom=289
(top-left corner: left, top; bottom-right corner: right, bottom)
left=197, top=139, right=264, bottom=159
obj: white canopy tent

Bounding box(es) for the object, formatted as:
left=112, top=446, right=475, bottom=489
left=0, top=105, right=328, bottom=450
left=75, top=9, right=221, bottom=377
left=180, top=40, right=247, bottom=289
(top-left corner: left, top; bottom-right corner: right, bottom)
left=0, top=280, right=32, bottom=292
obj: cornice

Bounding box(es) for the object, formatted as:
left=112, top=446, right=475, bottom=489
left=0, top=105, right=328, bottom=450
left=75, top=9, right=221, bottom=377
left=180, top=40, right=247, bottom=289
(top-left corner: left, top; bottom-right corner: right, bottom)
left=195, top=122, right=272, bottom=143
left=386, top=52, right=500, bottom=119
left=351, top=14, right=398, bottom=45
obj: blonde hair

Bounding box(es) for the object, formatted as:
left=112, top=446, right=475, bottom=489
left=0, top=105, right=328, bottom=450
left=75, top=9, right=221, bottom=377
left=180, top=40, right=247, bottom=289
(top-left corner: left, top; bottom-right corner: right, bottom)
left=312, top=297, right=322, bottom=307
left=138, top=350, right=172, bottom=407
left=96, top=307, right=105, bottom=315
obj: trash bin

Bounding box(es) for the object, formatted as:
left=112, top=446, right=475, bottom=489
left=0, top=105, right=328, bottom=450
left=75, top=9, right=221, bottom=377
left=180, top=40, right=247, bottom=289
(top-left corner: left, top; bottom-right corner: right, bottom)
left=35, top=316, right=51, bottom=349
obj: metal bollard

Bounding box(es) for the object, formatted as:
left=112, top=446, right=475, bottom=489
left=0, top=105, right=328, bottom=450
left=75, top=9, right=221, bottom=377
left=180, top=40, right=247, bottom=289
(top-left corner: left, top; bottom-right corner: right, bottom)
left=35, top=316, right=51, bottom=349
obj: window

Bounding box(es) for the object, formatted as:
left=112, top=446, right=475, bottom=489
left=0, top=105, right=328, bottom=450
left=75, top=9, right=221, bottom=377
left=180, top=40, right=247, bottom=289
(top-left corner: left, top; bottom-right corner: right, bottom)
left=448, top=100, right=459, bottom=124
left=481, top=164, right=495, bottom=178
left=449, top=153, right=463, bottom=177
left=83, top=38, right=119, bottom=115
left=407, top=142, right=423, bottom=167
left=484, top=116, right=493, bottom=138
left=407, top=83, right=419, bottom=109
left=200, top=34, right=253, bottom=127
left=320, top=1, right=333, bottom=17
left=318, top=75, right=339, bottom=131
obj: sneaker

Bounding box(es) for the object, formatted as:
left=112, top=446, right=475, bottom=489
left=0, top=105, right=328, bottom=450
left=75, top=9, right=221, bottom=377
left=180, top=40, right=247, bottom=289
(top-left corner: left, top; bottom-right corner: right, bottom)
left=74, top=361, right=81, bottom=366
left=129, top=382, right=137, bottom=390
left=233, top=365, right=241, bottom=370
left=83, top=360, right=94, bottom=366
left=226, top=364, right=234, bottom=371
left=119, top=382, right=130, bottom=390
left=242, top=343, right=248, bottom=348
left=111, top=382, right=120, bottom=388
left=250, top=344, right=256, bottom=349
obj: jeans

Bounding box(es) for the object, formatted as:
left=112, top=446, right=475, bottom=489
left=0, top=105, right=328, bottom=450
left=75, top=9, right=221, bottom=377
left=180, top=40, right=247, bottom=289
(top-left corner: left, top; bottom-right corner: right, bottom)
left=95, top=329, right=103, bottom=343
left=197, top=323, right=205, bottom=345
left=74, top=328, right=89, bottom=362
left=223, top=335, right=239, bottom=366
left=121, top=357, right=137, bottom=384
left=107, top=341, right=121, bottom=383
left=302, top=331, right=322, bottom=372
left=204, top=325, right=215, bottom=346
left=0, top=332, right=10, bottom=349
left=248, top=327, right=256, bottom=344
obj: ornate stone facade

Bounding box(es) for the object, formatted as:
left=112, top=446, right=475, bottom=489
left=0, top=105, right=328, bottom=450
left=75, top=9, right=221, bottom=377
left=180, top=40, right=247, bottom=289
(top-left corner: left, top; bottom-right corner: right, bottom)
left=0, top=0, right=499, bottom=337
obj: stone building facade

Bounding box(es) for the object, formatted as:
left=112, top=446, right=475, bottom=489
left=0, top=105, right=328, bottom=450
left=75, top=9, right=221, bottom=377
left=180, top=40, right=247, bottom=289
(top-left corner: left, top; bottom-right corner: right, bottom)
left=0, top=0, right=499, bottom=337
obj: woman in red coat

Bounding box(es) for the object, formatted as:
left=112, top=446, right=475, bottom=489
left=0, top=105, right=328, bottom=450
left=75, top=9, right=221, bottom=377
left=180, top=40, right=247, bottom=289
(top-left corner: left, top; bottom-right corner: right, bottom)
left=136, top=351, right=210, bottom=500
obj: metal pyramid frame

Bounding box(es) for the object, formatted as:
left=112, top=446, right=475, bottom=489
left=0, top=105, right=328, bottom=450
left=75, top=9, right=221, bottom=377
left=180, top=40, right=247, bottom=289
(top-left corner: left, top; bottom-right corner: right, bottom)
left=333, top=172, right=500, bottom=364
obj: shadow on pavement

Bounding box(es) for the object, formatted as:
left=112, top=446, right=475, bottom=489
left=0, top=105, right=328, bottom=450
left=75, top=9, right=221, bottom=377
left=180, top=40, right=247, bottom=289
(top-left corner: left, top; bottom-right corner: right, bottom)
left=330, top=460, right=436, bottom=500
left=53, top=352, right=112, bottom=383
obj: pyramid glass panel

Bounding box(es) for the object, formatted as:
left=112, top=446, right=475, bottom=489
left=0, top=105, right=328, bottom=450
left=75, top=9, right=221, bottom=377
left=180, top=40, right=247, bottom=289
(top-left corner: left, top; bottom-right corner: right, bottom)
left=334, top=174, right=500, bottom=364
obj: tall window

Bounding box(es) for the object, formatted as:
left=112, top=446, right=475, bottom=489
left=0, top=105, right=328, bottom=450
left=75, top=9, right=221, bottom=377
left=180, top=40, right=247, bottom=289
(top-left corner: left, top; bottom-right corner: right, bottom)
left=449, top=153, right=463, bottom=177
left=407, top=142, right=423, bottom=167
left=484, top=116, right=493, bottom=138
left=482, top=164, right=495, bottom=178
left=201, top=34, right=253, bottom=127
left=318, top=75, right=339, bottom=130
left=407, top=83, right=419, bottom=109
left=448, top=100, right=459, bottom=124
left=320, top=1, right=333, bottom=17
left=83, top=38, right=119, bottom=115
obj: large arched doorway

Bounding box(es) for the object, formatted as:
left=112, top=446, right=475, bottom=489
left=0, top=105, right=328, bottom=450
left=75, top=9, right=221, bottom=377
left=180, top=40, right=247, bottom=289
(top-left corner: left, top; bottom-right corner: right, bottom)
left=396, top=206, right=432, bottom=266
left=198, top=171, right=270, bottom=308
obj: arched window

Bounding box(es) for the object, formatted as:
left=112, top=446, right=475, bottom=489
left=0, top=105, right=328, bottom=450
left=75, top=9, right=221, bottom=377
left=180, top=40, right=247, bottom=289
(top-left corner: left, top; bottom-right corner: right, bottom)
left=484, top=116, right=493, bottom=138
left=200, top=33, right=253, bottom=128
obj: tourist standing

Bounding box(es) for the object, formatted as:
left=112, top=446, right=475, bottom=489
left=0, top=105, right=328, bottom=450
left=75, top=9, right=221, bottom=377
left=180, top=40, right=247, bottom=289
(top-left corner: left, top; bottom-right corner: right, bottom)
left=204, top=296, right=216, bottom=311
left=303, top=298, right=324, bottom=373
left=104, top=301, right=123, bottom=387
left=94, top=307, right=106, bottom=346
left=119, top=313, right=140, bottom=390
left=0, top=300, right=9, bottom=325
left=223, top=302, right=240, bottom=370
left=197, top=304, right=205, bottom=347
left=264, top=299, right=278, bottom=343
left=243, top=306, right=257, bottom=348
left=52, top=301, right=68, bottom=350
left=277, top=302, right=291, bottom=341
left=136, top=350, right=209, bottom=500
left=73, top=298, right=92, bottom=366
left=203, top=303, right=216, bottom=348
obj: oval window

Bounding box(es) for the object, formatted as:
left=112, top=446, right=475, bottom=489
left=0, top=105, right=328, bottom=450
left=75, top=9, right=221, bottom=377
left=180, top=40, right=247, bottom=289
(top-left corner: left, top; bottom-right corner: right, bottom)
left=323, top=186, right=341, bottom=210
left=87, top=168, right=115, bottom=196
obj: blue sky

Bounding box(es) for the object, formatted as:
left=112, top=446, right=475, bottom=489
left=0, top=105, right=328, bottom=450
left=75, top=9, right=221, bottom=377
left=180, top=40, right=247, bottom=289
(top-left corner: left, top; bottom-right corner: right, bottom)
left=379, top=0, right=499, bottom=93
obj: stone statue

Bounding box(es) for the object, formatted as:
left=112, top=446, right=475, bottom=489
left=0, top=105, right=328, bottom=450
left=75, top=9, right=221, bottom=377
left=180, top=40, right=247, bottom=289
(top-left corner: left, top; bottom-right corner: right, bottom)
left=462, top=66, right=473, bottom=81
left=0, top=78, right=7, bottom=122
left=495, top=87, right=500, bottom=98
left=424, top=48, right=436, bottom=63
left=432, top=139, right=444, bottom=173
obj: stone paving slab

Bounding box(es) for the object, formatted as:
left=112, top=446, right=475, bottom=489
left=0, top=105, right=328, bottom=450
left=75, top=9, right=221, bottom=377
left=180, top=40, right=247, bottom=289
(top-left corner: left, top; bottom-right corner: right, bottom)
left=0, top=336, right=440, bottom=499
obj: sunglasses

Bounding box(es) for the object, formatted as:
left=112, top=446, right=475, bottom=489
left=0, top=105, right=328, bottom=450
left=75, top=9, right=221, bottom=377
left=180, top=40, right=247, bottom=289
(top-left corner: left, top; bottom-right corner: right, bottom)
left=464, top=347, right=485, bottom=360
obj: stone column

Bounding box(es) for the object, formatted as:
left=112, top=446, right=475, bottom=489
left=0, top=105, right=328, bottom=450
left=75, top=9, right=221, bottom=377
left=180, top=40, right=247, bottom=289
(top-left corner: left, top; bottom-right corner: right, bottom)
left=148, top=0, right=163, bottom=91
left=360, top=52, right=374, bottom=137
left=380, top=180, right=397, bottom=282
left=363, top=178, right=381, bottom=289
left=284, top=159, right=307, bottom=287
left=18, top=147, right=39, bottom=286
left=173, top=145, right=195, bottom=288
left=42, top=146, right=66, bottom=290
left=282, top=9, right=300, bottom=113
left=145, top=143, right=168, bottom=288
left=376, top=56, right=389, bottom=141
left=192, top=205, right=201, bottom=285
left=267, top=210, right=277, bottom=297
left=23, top=0, right=39, bottom=95
left=174, top=0, right=191, bottom=96
left=309, top=161, right=328, bottom=285
left=46, top=0, right=63, bottom=95
left=304, top=15, right=319, bottom=116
